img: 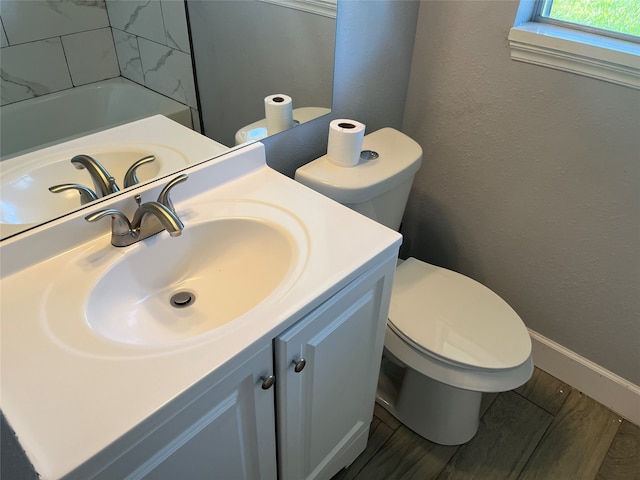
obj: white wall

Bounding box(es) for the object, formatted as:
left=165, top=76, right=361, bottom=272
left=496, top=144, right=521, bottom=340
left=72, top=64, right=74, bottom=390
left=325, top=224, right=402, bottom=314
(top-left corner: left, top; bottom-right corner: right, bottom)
left=401, top=1, right=640, bottom=385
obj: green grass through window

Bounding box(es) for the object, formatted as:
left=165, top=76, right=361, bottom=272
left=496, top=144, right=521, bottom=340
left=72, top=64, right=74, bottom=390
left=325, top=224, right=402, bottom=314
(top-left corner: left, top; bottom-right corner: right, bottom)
left=547, top=0, right=640, bottom=37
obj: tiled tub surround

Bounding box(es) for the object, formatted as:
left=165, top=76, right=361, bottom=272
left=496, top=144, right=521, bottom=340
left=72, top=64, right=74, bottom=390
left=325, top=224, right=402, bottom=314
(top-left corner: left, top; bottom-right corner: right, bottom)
left=0, top=81, right=194, bottom=159
left=0, top=0, right=198, bottom=127
left=107, top=0, right=197, bottom=109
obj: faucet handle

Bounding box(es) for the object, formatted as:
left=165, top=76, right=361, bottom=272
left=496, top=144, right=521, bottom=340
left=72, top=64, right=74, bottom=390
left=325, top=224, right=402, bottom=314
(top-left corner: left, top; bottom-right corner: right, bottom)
left=157, top=174, right=188, bottom=213
left=123, top=155, right=156, bottom=188
left=49, top=183, right=98, bottom=204
left=85, top=209, right=133, bottom=237
left=107, top=176, right=119, bottom=192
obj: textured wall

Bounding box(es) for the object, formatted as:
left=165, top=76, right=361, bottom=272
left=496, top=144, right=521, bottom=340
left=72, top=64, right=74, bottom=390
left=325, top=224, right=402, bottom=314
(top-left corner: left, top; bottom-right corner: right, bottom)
left=401, top=1, right=640, bottom=385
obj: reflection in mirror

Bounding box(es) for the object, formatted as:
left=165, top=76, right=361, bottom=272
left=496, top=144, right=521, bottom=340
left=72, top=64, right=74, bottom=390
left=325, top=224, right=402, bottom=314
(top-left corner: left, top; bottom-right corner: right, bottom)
left=187, top=0, right=336, bottom=147
left=0, top=115, right=225, bottom=239
left=0, top=0, right=336, bottom=240
left=0, top=78, right=194, bottom=159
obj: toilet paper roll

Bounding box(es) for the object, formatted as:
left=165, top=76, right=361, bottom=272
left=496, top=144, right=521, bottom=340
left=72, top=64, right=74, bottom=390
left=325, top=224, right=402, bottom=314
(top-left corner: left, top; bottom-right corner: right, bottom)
left=264, top=94, right=294, bottom=135
left=327, top=119, right=366, bottom=167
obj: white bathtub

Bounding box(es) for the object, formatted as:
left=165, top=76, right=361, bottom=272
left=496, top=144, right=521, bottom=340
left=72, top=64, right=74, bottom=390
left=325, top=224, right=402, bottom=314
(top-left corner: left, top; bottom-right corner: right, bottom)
left=0, top=77, right=194, bottom=159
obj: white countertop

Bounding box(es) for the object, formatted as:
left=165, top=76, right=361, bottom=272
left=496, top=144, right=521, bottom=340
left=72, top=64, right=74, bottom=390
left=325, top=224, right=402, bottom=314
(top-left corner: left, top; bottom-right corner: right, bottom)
left=0, top=140, right=401, bottom=479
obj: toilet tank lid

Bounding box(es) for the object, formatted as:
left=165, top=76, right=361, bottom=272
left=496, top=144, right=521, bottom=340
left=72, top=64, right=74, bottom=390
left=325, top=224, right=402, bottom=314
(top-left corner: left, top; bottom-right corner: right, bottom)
left=294, top=127, right=423, bottom=204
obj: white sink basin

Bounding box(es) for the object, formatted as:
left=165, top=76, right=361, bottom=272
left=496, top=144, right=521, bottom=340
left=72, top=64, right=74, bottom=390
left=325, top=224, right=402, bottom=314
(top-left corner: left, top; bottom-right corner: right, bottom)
left=43, top=201, right=309, bottom=354
left=0, top=143, right=189, bottom=225
left=88, top=218, right=295, bottom=345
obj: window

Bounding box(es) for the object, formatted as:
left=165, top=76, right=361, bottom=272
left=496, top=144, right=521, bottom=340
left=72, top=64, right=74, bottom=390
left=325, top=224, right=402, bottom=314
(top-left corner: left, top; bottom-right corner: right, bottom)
left=508, top=0, right=640, bottom=89
left=537, top=0, right=639, bottom=41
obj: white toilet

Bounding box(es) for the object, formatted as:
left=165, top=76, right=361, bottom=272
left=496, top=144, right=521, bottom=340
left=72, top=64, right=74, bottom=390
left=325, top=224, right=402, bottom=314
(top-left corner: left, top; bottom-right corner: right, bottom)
left=295, top=127, right=533, bottom=445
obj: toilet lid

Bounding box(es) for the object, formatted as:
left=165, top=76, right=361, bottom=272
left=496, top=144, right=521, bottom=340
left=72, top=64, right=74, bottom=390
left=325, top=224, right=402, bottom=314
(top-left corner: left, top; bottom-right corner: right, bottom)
left=388, top=258, right=531, bottom=370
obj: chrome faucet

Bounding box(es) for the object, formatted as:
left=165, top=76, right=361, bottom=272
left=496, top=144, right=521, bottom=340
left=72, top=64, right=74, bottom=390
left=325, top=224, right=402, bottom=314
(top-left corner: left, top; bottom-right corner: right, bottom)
left=131, top=199, right=184, bottom=237
left=48, top=183, right=99, bottom=205
left=157, top=173, right=188, bottom=213
left=51, top=155, right=157, bottom=206
left=71, top=154, right=120, bottom=197
left=85, top=174, right=188, bottom=247
left=123, top=155, right=156, bottom=188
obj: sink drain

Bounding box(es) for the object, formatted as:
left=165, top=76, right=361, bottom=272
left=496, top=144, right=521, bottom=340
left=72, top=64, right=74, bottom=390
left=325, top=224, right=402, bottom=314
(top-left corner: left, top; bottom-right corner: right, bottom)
left=170, top=291, right=196, bottom=308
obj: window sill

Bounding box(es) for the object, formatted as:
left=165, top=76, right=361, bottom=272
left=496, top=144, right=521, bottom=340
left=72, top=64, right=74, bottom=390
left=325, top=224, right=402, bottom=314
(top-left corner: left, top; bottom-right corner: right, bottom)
left=508, top=22, right=640, bottom=90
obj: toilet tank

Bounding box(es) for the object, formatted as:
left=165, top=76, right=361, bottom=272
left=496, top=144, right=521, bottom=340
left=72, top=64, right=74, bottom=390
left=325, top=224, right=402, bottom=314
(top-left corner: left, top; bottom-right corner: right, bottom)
left=295, top=127, right=423, bottom=230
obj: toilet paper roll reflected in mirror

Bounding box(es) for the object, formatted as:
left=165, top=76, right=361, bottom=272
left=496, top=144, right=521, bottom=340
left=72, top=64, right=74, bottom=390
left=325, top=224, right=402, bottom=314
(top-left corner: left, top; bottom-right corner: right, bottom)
left=327, top=119, right=366, bottom=167
left=265, top=94, right=294, bottom=135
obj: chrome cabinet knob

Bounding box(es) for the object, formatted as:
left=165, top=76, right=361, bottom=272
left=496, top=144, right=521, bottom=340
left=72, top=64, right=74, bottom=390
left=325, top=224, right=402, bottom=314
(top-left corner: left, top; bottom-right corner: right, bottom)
left=292, top=358, right=306, bottom=373
left=260, top=375, right=276, bottom=390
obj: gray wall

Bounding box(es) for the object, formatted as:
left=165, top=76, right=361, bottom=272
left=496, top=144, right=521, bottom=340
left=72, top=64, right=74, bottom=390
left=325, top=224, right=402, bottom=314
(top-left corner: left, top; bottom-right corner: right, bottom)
left=401, top=1, right=639, bottom=385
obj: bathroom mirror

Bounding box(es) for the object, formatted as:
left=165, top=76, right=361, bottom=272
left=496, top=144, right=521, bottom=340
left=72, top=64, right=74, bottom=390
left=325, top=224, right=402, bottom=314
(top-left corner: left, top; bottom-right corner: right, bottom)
left=187, top=0, right=335, bottom=147
left=0, top=0, right=336, bottom=240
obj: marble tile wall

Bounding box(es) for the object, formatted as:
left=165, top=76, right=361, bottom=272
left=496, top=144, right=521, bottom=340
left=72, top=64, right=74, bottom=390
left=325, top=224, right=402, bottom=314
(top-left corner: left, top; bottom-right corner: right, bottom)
left=1, top=0, right=199, bottom=129
left=107, top=0, right=198, bottom=115
left=0, top=0, right=117, bottom=105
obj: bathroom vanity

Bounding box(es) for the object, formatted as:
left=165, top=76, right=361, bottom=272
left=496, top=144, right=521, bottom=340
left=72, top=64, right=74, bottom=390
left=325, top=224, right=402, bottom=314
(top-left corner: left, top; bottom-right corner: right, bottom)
left=0, top=120, right=401, bottom=479
left=72, top=259, right=394, bottom=480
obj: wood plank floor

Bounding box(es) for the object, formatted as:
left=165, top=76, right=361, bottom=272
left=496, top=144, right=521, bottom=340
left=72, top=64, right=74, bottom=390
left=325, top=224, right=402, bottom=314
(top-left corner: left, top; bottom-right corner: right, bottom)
left=333, top=368, right=640, bottom=480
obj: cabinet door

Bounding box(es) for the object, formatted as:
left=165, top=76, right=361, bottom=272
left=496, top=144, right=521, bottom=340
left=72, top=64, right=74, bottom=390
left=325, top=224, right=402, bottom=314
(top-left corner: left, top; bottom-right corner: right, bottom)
left=100, top=344, right=277, bottom=480
left=275, top=262, right=394, bottom=480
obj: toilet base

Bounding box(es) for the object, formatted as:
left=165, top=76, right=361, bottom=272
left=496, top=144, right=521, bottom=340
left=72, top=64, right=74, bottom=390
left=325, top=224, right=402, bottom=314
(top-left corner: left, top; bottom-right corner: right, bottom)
left=376, top=356, right=482, bottom=445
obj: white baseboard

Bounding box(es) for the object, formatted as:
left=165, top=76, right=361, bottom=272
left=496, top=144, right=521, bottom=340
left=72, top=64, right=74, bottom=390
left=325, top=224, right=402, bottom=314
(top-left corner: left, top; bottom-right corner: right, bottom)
left=529, top=329, right=640, bottom=426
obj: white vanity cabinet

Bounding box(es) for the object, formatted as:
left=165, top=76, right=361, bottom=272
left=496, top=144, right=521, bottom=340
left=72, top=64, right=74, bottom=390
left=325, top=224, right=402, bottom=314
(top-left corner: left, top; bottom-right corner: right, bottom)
left=87, top=344, right=278, bottom=480
left=137, top=344, right=278, bottom=480
left=31, top=256, right=394, bottom=480
left=89, top=258, right=395, bottom=480
left=275, top=258, right=394, bottom=480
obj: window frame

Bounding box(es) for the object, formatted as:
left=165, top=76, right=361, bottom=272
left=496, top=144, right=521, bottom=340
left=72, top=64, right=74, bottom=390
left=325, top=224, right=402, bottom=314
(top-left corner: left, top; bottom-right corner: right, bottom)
left=508, top=0, right=640, bottom=90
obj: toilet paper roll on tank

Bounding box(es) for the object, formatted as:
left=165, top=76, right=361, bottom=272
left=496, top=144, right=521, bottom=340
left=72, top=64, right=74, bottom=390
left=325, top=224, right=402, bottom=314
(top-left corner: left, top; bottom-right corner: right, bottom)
left=264, top=94, right=294, bottom=135
left=327, top=119, right=366, bottom=167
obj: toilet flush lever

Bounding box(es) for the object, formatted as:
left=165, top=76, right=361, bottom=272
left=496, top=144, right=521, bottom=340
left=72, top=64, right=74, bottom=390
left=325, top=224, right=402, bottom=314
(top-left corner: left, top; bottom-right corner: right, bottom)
left=292, top=358, right=306, bottom=373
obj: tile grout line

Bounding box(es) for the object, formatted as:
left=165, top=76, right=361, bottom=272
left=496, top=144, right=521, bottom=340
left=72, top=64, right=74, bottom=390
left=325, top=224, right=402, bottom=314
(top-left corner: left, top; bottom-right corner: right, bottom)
left=514, top=420, right=555, bottom=480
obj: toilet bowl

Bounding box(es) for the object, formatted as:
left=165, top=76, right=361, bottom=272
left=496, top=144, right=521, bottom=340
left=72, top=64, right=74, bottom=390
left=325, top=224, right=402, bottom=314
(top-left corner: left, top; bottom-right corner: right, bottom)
left=294, top=127, right=533, bottom=445
left=378, top=257, right=533, bottom=444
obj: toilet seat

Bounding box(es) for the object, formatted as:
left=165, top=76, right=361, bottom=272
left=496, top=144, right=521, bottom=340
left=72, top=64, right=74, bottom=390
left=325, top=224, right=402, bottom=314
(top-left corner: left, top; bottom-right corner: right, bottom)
left=386, top=258, right=533, bottom=391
